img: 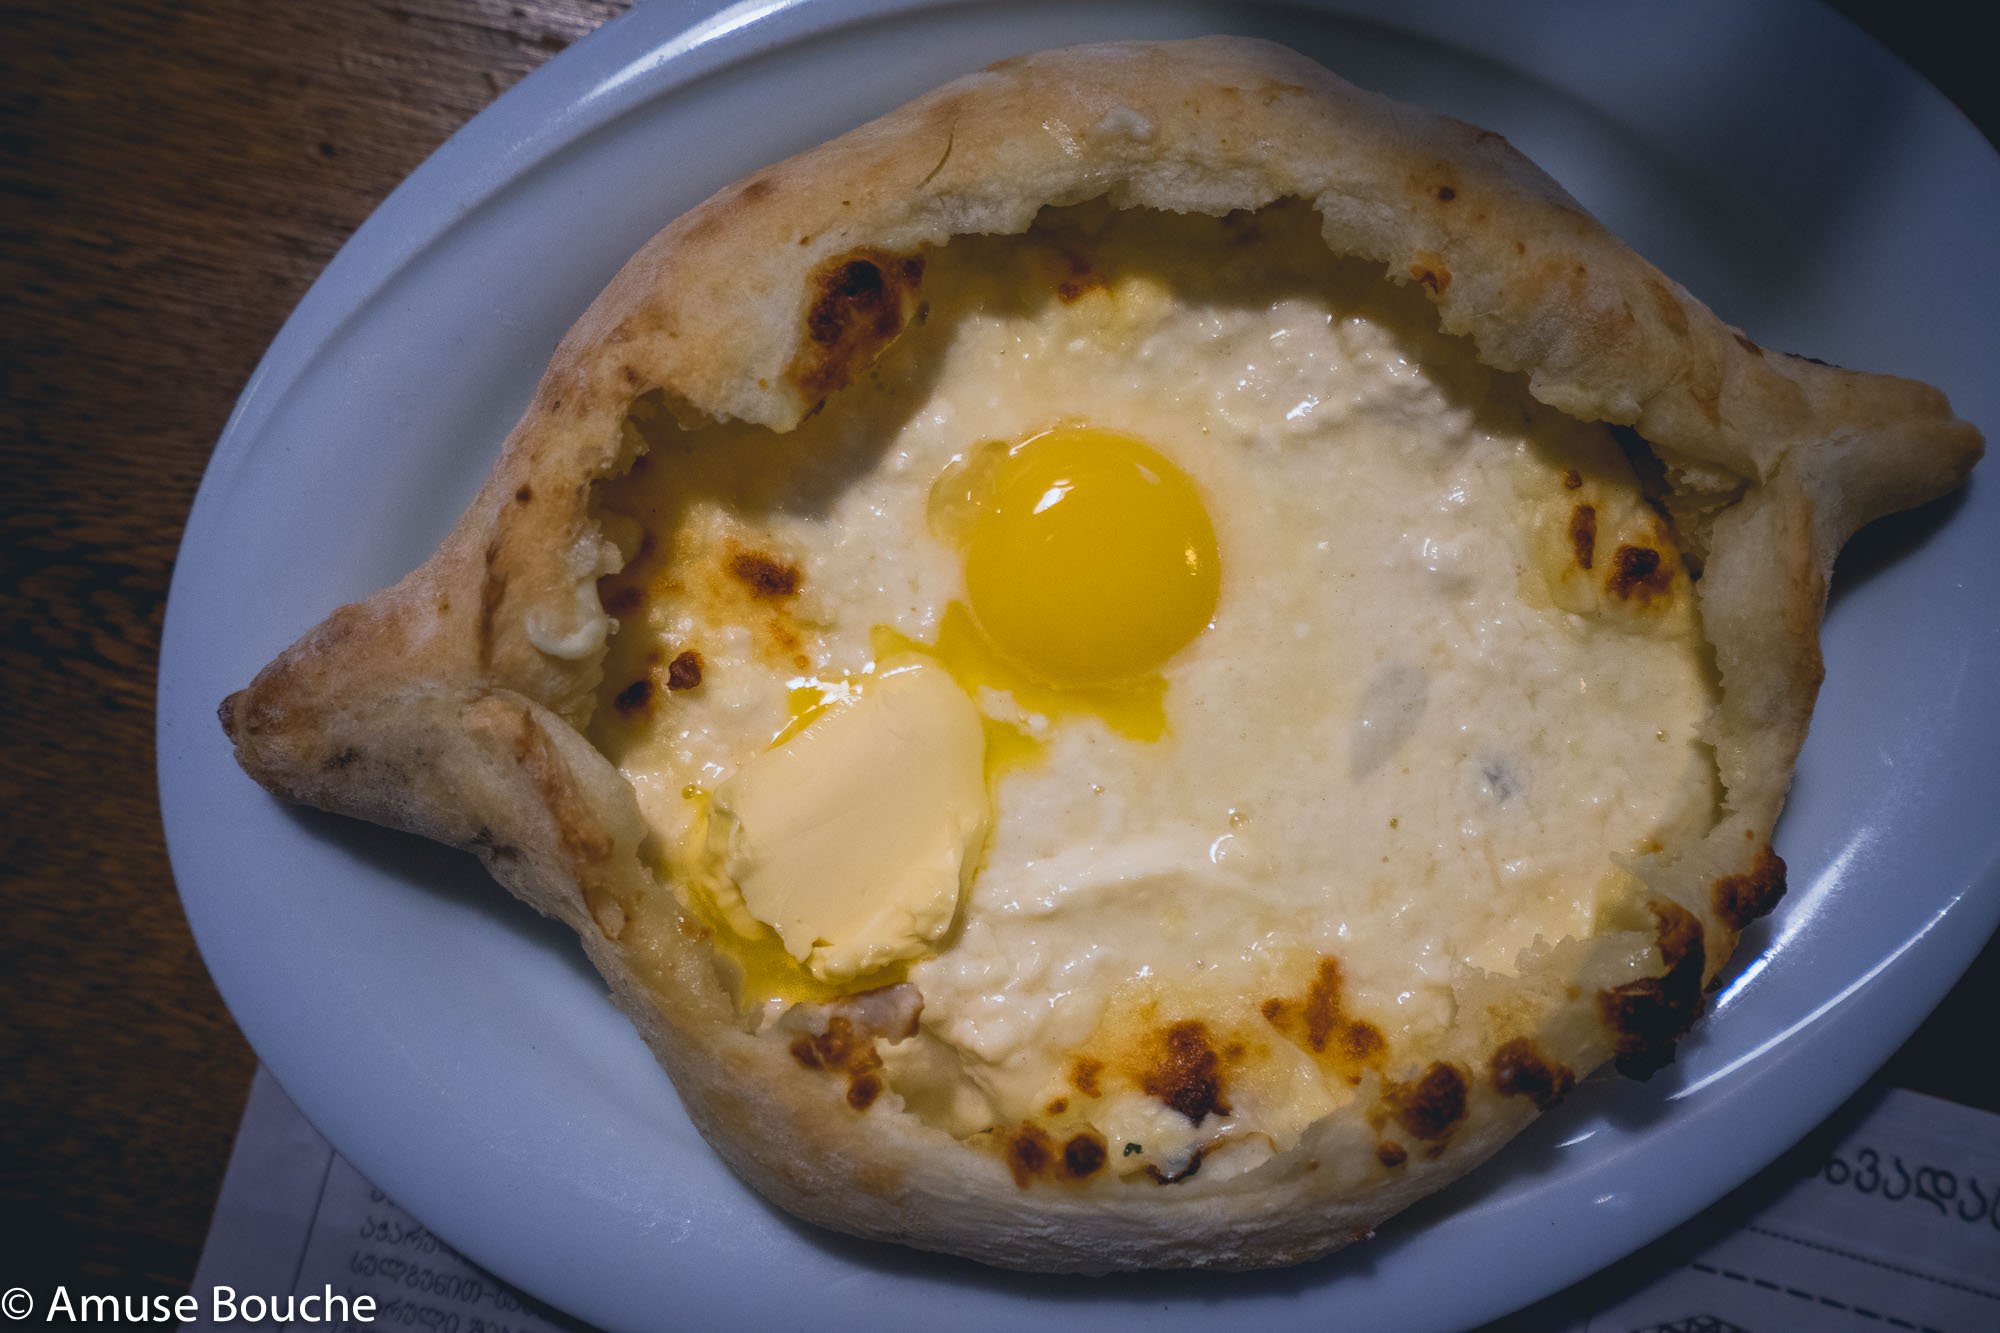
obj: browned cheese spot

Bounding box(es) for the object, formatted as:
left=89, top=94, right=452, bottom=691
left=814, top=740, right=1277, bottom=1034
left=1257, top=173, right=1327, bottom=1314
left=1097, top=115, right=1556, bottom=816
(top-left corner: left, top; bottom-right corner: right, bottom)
left=1054, top=251, right=1106, bottom=303
left=665, top=649, right=704, bottom=692
left=1606, top=544, right=1673, bottom=603
left=1376, top=1140, right=1408, bottom=1168
left=1143, top=1145, right=1211, bottom=1185
left=1488, top=1036, right=1576, bottom=1111
left=1598, top=900, right=1706, bottom=1079
left=996, top=1122, right=1108, bottom=1189
left=1069, top=1055, right=1104, bottom=1099
left=1303, top=958, right=1343, bottom=1051
left=786, top=1015, right=887, bottom=1110
left=1004, top=1122, right=1053, bottom=1188
left=1044, top=1097, right=1068, bottom=1116
left=1436, top=185, right=1456, bottom=202
left=1264, top=957, right=1386, bottom=1080
left=1062, top=1131, right=1108, bottom=1180
left=1712, top=843, right=1788, bottom=931
left=1568, top=504, right=1598, bottom=571
left=728, top=550, right=801, bottom=599
left=1343, top=1021, right=1386, bottom=1062
left=787, top=249, right=926, bottom=401
left=846, top=1072, right=882, bottom=1111
left=1141, top=1021, right=1230, bottom=1123
left=601, top=582, right=643, bottom=618
left=1562, top=469, right=1584, bottom=490
left=612, top=677, right=654, bottom=717
left=1384, top=1062, right=1469, bottom=1143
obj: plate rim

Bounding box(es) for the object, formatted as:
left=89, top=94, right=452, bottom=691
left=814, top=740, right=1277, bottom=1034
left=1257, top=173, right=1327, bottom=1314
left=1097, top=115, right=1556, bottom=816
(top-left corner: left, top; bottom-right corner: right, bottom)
left=159, top=2, right=2000, bottom=1329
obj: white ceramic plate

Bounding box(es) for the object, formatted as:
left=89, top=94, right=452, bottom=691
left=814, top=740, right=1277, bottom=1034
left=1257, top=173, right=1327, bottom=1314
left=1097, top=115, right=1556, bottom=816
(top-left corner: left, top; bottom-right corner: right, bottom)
left=159, top=2, right=2000, bottom=1329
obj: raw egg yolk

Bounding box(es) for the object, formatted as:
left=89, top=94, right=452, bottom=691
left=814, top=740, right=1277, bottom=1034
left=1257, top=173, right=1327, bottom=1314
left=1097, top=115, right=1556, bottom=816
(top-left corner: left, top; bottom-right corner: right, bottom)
left=960, top=427, right=1219, bottom=687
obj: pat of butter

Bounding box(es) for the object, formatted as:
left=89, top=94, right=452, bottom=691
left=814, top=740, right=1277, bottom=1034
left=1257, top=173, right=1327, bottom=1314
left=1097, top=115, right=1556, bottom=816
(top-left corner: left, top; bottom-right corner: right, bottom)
left=703, top=660, right=989, bottom=981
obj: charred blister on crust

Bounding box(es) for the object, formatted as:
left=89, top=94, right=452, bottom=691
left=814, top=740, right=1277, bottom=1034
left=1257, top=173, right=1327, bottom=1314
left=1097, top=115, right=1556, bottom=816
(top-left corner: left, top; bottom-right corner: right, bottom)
left=1141, top=1020, right=1230, bottom=1124
left=787, top=249, right=926, bottom=402
left=1598, top=900, right=1705, bottom=1079
left=1640, top=275, right=1692, bottom=341
left=1382, top=1062, right=1469, bottom=1145
left=476, top=537, right=507, bottom=670
left=1489, top=1036, right=1575, bottom=1111
left=1712, top=843, right=1788, bottom=930
left=1409, top=250, right=1451, bottom=294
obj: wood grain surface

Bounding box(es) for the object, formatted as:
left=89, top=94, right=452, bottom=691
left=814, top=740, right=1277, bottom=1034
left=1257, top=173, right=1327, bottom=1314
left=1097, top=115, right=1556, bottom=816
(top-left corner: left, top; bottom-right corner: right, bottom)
left=0, top=0, right=1992, bottom=1308
left=0, top=0, right=630, bottom=1298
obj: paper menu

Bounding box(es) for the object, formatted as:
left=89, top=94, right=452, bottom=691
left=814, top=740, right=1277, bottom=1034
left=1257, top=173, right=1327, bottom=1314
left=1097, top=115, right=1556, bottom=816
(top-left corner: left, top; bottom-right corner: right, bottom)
left=184, top=1068, right=1999, bottom=1332
left=181, top=1066, right=584, bottom=1333
left=1488, top=1086, right=2000, bottom=1332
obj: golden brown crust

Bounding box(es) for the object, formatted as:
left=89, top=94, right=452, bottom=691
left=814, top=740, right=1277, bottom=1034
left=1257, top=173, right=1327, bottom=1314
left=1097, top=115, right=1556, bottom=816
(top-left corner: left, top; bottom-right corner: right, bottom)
left=219, top=37, right=1982, bottom=1271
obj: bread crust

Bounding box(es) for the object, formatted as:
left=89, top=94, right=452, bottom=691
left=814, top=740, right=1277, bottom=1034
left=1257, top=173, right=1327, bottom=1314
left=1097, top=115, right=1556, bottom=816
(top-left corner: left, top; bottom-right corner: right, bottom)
left=220, top=37, right=1981, bottom=1271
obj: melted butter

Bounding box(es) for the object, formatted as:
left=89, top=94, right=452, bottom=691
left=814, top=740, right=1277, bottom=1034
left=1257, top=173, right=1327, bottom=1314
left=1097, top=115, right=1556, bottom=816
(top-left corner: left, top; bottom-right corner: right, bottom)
left=703, top=660, right=988, bottom=983
left=876, top=605, right=1165, bottom=743
left=677, top=863, right=911, bottom=1009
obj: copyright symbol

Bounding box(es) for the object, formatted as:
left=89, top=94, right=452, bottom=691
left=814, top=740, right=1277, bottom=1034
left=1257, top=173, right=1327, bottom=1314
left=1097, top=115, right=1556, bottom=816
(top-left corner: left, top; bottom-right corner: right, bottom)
left=2, top=1288, right=31, bottom=1319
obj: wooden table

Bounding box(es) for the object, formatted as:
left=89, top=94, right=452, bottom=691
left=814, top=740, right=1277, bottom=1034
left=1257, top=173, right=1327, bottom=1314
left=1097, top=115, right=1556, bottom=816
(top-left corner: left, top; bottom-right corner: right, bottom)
left=2, top=0, right=1993, bottom=1308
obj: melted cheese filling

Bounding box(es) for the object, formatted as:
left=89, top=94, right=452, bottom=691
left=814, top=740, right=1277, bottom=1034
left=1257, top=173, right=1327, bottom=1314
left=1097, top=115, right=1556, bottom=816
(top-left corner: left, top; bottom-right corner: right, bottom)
left=589, top=202, right=1718, bottom=1176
